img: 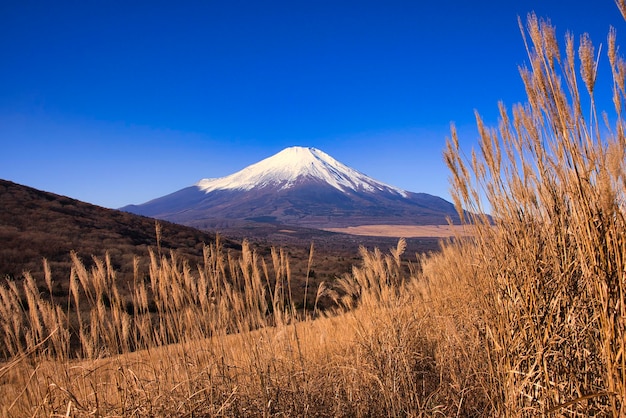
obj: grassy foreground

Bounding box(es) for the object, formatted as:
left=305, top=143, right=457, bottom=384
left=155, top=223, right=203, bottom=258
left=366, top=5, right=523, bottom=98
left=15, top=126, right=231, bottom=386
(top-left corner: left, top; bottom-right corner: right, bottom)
left=0, top=237, right=475, bottom=417
left=2, top=10, right=626, bottom=418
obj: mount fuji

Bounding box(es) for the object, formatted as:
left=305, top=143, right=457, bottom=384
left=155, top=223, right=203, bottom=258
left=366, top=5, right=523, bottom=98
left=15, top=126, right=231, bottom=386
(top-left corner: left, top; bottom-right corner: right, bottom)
left=121, top=146, right=460, bottom=229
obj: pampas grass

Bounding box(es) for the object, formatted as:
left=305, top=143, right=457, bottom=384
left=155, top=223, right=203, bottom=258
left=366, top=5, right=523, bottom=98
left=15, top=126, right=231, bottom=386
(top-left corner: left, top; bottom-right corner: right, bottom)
left=0, top=235, right=460, bottom=417
left=443, top=9, right=626, bottom=416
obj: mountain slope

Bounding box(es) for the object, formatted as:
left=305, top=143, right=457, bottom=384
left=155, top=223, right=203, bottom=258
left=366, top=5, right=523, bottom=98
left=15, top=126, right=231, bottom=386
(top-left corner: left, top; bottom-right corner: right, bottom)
left=122, top=146, right=460, bottom=228
left=195, top=146, right=408, bottom=196
left=0, top=179, right=239, bottom=281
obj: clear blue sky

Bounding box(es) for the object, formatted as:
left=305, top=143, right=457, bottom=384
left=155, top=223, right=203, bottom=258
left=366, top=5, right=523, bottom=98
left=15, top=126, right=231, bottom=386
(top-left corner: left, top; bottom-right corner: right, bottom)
left=1, top=1, right=624, bottom=208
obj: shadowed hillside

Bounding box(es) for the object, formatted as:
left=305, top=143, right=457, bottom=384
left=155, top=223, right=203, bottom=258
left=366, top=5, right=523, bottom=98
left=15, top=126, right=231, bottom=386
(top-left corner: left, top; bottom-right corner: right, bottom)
left=0, top=179, right=240, bottom=283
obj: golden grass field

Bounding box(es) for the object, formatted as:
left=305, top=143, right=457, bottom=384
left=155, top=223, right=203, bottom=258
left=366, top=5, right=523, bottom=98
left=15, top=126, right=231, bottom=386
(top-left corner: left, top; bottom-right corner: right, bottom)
left=2, top=10, right=626, bottom=417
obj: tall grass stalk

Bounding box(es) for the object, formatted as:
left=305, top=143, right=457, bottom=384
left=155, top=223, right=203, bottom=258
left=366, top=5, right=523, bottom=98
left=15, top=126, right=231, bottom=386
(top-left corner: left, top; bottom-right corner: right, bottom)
left=442, top=11, right=626, bottom=415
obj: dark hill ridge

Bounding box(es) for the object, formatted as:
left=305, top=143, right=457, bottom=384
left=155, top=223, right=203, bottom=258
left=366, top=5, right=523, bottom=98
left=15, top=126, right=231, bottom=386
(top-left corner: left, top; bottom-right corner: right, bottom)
left=0, top=179, right=239, bottom=282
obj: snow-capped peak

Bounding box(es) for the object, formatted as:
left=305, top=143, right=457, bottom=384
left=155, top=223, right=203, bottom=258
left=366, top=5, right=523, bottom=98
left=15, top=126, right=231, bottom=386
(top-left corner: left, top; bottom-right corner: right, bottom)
left=195, top=146, right=408, bottom=196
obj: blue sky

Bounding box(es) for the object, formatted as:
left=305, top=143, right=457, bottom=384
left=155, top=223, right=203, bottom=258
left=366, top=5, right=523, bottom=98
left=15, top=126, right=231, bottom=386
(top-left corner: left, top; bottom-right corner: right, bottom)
left=1, top=1, right=624, bottom=208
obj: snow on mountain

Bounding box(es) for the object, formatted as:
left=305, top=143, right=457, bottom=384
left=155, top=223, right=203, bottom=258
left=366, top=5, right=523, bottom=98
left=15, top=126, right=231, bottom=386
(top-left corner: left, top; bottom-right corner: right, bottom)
left=121, top=146, right=462, bottom=228
left=195, top=146, right=408, bottom=197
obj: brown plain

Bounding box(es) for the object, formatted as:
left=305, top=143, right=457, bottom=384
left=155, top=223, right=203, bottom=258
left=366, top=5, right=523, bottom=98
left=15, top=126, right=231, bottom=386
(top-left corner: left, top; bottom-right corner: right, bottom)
left=323, top=224, right=473, bottom=237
